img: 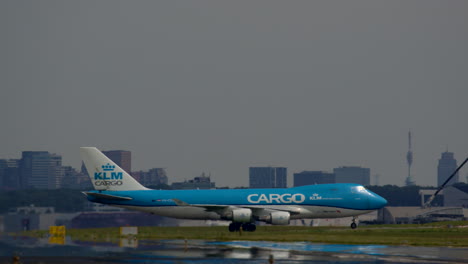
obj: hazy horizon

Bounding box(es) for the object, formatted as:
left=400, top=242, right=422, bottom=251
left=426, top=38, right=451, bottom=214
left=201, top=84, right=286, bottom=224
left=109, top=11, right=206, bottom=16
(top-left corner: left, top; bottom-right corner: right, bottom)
left=2, top=1, right=467, bottom=187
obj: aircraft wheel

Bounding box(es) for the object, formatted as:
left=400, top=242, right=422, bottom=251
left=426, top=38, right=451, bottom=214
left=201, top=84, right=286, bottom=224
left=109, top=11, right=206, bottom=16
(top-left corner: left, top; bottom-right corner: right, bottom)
left=241, top=223, right=249, bottom=231
left=350, top=222, right=357, bottom=229
left=229, top=222, right=242, bottom=232
left=242, top=223, right=256, bottom=232
left=250, top=224, right=256, bottom=232
left=228, top=223, right=236, bottom=232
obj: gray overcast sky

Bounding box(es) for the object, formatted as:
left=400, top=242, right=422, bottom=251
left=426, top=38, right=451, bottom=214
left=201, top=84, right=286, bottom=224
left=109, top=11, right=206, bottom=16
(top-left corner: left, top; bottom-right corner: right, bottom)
left=1, top=1, right=467, bottom=187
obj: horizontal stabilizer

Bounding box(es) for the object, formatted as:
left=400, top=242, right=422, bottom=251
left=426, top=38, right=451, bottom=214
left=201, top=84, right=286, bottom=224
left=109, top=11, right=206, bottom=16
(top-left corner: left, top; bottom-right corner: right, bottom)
left=83, top=192, right=133, bottom=201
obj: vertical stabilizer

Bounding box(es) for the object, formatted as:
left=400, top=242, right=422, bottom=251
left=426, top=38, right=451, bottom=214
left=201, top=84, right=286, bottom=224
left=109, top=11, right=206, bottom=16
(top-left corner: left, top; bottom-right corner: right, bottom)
left=80, top=147, right=147, bottom=191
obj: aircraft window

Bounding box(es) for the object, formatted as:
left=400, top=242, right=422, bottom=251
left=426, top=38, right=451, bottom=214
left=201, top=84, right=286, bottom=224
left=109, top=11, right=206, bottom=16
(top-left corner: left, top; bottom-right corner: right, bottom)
left=352, top=186, right=367, bottom=193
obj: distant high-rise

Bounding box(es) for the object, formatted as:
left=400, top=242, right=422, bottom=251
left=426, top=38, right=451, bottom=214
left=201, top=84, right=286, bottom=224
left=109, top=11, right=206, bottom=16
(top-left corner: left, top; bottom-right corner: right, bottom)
left=0, top=159, right=20, bottom=189
left=333, top=166, right=370, bottom=186
left=374, top=174, right=380, bottom=186
left=249, top=167, right=287, bottom=188
left=102, top=150, right=131, bottom=173
left=293, top=171, right=335, bottom=187
left=437, top=152, right=458, bottom=187
left=61, top=166, right=90, bottom=189
left=274, top=167, right=287, bottom=188
left=405, top=131, right=415, bottom=186
left=61, top=166, right=78, bottom=188
left=20, top=151, right=63, bottom=189
left=137, top=168, right=168, bottom=187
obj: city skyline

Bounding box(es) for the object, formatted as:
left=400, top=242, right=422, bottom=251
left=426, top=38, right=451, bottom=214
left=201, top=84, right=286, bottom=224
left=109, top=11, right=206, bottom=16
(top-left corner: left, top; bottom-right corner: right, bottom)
left=1, top=148, right=465, bottom=188
left=2, top=1, right=467, bottom=187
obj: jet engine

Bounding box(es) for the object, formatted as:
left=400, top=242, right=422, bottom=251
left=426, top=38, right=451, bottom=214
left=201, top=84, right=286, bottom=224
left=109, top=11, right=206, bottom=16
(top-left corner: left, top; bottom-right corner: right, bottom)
left=267, top=211, right=290, bottom=225
left=226, top=208, right=252, bottom=223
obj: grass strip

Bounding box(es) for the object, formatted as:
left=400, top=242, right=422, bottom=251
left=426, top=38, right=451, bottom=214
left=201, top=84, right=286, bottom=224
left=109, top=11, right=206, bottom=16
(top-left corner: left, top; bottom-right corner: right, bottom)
left=21, top=221, right=468, bottom=247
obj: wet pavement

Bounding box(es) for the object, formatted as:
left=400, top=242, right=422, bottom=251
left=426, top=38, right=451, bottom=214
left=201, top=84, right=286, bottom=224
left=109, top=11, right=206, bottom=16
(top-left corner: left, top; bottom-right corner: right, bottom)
left=0, top=236, right=466, bottom=263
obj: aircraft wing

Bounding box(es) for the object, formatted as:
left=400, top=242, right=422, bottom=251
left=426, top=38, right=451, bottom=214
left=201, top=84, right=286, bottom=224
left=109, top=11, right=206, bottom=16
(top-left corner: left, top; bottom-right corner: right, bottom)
left=172, top=198, right=232, bottom=214
left=245, top=205, right=303, bottom=215
left=172, top=198, right=303, bottom=216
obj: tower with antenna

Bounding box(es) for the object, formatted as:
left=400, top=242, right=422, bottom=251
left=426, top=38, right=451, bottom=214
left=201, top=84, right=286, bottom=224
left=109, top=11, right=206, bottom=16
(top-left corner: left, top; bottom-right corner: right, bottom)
left=405, top=130, right=415, bottom=186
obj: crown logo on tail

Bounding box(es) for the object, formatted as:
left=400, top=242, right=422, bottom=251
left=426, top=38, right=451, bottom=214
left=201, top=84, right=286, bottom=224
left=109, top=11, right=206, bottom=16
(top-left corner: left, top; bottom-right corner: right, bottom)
left=102, top=163, right=115, bottom=171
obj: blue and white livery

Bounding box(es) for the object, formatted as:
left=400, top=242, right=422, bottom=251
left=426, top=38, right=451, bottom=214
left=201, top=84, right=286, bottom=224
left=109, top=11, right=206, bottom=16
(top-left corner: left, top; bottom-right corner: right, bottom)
left=81, top=147, right=387, bottom=232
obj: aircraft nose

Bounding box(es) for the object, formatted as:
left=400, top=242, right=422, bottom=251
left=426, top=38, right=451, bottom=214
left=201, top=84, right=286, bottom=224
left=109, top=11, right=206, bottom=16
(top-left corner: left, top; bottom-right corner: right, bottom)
left=369, top=195, right=387, bottom=209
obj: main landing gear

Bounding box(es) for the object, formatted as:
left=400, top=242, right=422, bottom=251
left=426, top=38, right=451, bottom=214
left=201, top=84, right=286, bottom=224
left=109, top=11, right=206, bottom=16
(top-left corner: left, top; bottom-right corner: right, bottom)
left=228, top=222, right=257, bottom=232
left=350, top=216, right=358, bottom=229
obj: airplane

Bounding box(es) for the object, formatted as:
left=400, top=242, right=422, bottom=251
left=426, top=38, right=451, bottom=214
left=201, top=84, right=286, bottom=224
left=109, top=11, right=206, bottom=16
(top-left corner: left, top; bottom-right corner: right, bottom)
left=80, top=147, right=388, bottom=232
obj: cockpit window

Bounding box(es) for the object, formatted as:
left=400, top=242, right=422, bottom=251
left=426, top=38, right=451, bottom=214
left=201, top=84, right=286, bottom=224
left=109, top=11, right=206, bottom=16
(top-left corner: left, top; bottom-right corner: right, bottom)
left=355, top=186, right=365, bottom=192
left=351, top=186, right=369, bottom=194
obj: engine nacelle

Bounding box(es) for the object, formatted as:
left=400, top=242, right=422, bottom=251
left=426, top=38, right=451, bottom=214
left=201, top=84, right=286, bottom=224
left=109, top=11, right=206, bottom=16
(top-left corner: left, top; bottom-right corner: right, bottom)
left=227, top=208, right=252, bottom=223
left=267, top=211, right=290, bottom=225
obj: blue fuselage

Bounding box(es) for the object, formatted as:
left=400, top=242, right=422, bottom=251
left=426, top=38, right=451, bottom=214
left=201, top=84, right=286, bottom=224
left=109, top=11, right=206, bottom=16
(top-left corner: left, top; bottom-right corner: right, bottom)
left=86, top=183, right=387, bottom=219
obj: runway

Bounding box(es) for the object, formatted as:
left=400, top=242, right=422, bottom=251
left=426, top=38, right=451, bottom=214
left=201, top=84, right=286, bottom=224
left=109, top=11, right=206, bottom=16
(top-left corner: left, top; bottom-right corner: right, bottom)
left=0, top=236, right=466, bottom=263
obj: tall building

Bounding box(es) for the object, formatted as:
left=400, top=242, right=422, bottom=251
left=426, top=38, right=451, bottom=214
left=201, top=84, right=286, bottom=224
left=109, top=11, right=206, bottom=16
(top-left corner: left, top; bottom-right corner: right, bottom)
left=333, top=166, right=370, bottom=186
left=61, top=166, right=90, bottom=189
left=249, top=167, right=287, bottom=188
left=275, top=167, right=287, bottom=188
left=20, top=151, right=64, bottom=189
left=102, top=150, right=131, bottom=173
left=0, top=159, right=20, bottom=189
left=437, top=151, right=458, bottom=187
left=135, top=168, right=168, bottom=187
left=50, top=154, right=63, bottom=188
left=293, top=171, right=335, bottom=187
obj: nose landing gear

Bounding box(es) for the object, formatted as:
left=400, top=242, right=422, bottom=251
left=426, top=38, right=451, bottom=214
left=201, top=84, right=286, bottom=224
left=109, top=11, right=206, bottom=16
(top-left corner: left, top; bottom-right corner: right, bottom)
left=350, top=216, right=358, bottom=229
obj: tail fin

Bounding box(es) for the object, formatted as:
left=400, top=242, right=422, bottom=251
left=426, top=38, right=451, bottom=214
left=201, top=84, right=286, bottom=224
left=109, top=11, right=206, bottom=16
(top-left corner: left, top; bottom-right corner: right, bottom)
left=80, top=147, right=147, bottom=191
